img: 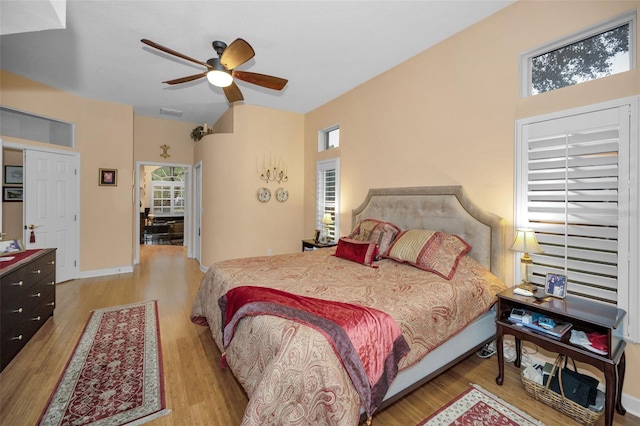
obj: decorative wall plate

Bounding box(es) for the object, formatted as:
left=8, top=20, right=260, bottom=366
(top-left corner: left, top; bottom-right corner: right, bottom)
left=275, top=187, right=289, bottom=202
left=257, top=187, right=271, bottom=202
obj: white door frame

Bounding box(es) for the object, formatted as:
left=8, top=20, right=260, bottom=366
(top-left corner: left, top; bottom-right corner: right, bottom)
left=134, top=161, right=192, bottom=264
left=193, top=161, right=202, bottom=267
left=3, top=140, right=80, bottom=280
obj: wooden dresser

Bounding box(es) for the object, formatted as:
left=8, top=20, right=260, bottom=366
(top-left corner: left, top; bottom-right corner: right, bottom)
left=1, top=248, right=56, bottom=372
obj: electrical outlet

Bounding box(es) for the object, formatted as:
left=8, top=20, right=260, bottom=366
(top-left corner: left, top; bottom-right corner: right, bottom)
left=267, top=248, right=272, bottom=256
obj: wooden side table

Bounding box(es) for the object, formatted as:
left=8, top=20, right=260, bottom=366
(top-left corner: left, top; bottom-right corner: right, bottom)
left=301, top=239, right=337, bottom=252
left=495, top=287, right=626, bottom=426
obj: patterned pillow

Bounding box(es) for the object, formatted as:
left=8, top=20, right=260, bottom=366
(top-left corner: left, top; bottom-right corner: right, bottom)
left=334, top=238, right=379, bottom=267
left=347, top=219, right=400, bottom=258
left=385, top=229, right=471, bottom=279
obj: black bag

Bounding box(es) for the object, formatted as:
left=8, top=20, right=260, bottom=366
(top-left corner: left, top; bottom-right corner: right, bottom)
left=543, top=356, right=598, bottom=407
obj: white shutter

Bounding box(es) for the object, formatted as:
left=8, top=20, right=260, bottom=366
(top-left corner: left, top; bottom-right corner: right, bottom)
left=316, top=159, right=340, bottom=241
left=520, top=106, right=629, bottom=304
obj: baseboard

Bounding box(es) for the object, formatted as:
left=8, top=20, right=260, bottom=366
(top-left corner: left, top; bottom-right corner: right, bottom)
left=77, top=265, right=134, bottom=279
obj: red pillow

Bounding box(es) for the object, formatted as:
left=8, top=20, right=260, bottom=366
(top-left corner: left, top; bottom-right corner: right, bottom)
left=334, top=238, right=378, bottom=267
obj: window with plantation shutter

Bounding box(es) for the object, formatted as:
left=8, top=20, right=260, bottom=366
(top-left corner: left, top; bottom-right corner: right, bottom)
left=316, top=158, right=340, bottom=242
left=515, top=98, right=638, bottom=342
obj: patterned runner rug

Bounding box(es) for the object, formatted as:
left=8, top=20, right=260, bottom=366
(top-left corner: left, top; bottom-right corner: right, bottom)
left=38, top=300, right=169, bottom=426
left=418, top=384, right=545, bottom=426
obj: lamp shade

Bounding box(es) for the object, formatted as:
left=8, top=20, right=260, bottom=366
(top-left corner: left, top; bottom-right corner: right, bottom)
left=510, top=229, right=543, bottom=255
left=321, top=213, right=333, bottom=225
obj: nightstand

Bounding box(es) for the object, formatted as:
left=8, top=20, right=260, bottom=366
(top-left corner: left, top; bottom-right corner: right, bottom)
left=495, top=287, right=626, bottom=426
left=301, top=239, right=337, bottom=252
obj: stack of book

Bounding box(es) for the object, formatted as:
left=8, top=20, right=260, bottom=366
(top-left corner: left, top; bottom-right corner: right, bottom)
left=509, top=309, right=573, bottom=339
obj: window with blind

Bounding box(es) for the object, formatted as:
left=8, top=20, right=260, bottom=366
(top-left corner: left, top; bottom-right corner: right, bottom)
left=316, top=158, right=340, bottom=242
left=515, top=98, right=638, bottom=342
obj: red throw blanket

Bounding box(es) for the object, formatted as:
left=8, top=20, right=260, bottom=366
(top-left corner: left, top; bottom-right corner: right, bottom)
left=218, top=286, right=410, bottom=418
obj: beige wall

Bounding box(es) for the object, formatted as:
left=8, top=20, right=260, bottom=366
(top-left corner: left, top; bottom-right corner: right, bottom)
left=304, top=0, right=639, bottom=402
left=0, top=70, right=197, bottom=272
left=134, top=115, right=195, bottom=165
left=195, top=104, right=304, bottom=266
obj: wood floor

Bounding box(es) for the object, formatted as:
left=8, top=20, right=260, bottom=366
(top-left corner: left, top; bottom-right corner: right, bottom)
left=1, top=245, right=637, bottom=426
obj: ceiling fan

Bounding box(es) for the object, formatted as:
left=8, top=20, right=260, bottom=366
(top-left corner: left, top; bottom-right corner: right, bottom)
left=141, top=38, right=288, bottom=103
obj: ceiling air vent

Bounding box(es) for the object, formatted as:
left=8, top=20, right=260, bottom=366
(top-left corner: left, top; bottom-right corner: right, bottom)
left=159, top=108, right=183, bottom=117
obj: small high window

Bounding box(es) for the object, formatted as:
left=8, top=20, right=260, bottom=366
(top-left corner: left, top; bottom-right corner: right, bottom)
left=318, top=126, right=339, bottom=151
left=522, top=11, right=635, bottom=96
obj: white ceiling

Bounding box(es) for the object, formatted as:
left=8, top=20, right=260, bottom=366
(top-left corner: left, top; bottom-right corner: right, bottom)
left=0, top=1, right=515, bottom=125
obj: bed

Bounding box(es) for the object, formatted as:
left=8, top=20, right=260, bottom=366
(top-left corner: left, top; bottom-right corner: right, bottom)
left=191, top=186, right=506, bottom=425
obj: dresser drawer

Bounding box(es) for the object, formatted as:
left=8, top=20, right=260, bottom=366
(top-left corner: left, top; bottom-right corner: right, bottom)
left=1, top=271, right=55, bottom=313
left=0, top=248, right=56, bottom=372
left=1, top=284, right=54, bottom=368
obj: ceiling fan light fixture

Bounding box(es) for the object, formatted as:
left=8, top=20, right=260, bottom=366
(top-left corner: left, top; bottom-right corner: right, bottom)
left=207, top=69, right=233, bottom=87
left=205, top=58, right=233, bottom=87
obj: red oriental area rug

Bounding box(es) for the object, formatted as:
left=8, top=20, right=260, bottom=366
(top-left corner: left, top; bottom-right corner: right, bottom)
left=38, top=300, right=169, bottom=426
left=418, top=384, right=544, bottom=426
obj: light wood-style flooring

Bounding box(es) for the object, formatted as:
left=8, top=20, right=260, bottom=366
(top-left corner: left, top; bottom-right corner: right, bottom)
left=1, top=245, right=637, bottom=425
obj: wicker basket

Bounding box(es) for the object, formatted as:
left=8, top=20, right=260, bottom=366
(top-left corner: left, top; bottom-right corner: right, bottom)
left=520, top=355, right=604, bottom=426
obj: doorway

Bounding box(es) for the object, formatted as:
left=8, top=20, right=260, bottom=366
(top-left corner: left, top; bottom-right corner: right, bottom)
left=134, top=161, right=192, bottom=264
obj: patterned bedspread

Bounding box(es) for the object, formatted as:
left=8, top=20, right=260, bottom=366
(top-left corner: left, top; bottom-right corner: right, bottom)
left=191, top=248, right=506, bottom=425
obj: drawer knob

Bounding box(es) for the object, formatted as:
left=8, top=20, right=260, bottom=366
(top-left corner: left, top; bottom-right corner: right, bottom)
left=47, top=281, right=55, bottom=286
left=10, top=335, right=23, bottom=341
left=31, top=316, right=41, bottom=321
left=47, top=302, right=55, bottom=307
left=12, top=308, right=23, bottom=314
left=31, top=292, right=41, bottom=298
left=32, top=269, right=41, bottom=274
left=10, top=281, right=24, bottom=287
left=48, top=260, right=55, bottom=265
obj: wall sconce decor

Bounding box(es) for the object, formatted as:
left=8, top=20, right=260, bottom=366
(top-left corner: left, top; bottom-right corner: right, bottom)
left=160, top=144, right=171, bottom=159
left=509, top=228, right=543, bottom=290
left=258, top=152, right=288, bottom=184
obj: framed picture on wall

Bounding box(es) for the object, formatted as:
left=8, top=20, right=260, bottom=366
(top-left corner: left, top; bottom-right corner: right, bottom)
left=3, top=186, right=23, bottom=202
left=99, top=168, right=118, bottom=186
left=4, top=165, right=23, bottom=184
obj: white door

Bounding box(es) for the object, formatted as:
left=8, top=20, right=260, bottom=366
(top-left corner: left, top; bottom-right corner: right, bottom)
left=24, top=150, right=78, bottom=282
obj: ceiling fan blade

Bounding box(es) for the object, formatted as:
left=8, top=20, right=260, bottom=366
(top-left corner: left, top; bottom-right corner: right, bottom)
left=232, top=70, right=288, bottom=91
left=141, top=39, right=210, bottom=68
left=220, top=38, right=255, bottom=70
left=163, top=72, right=208, bottom=85
left=223, top=82, right=244, bottom=103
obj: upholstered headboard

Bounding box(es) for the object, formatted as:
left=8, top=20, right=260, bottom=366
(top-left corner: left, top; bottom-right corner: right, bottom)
left=352, top=186, right=505, bottom=280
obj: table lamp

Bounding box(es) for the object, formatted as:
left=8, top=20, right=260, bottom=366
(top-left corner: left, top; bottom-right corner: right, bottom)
left=321, top=213, right=334, bottom=243
left=510, top=228, right=543, bottom=291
